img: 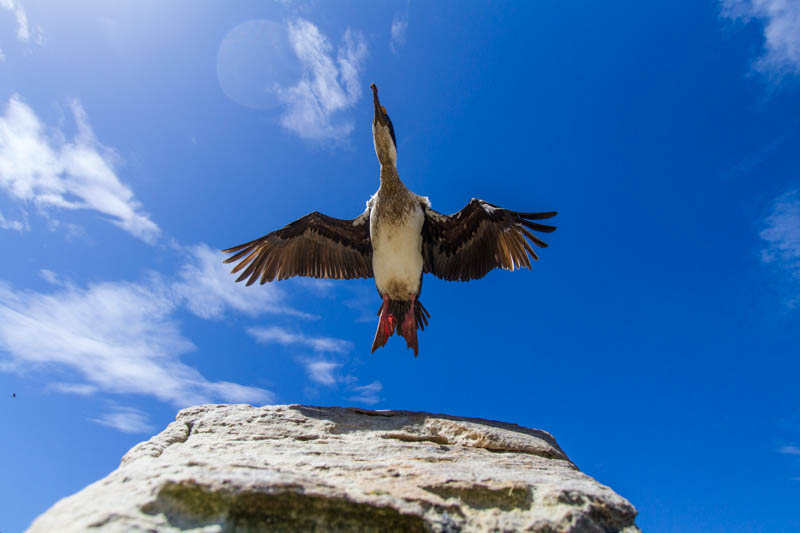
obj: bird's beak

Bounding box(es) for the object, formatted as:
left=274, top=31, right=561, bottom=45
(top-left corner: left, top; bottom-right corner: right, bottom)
left=371, top=83, right=386, bottom=126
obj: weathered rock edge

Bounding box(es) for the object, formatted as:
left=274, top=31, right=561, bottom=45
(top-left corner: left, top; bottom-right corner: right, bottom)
left=28, top=404, right=640, bottom=532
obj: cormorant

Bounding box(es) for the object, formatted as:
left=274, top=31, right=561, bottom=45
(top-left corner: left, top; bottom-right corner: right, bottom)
left=223, top=84, right=557, bottom=356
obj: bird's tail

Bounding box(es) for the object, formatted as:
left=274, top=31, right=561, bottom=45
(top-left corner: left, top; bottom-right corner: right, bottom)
left=388, top=299, right=430, bottom=332
left=371, top=299, right=430, bottom=356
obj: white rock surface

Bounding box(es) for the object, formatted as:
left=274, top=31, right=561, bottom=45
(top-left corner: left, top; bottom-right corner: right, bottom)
left=28, top=404, right=639, bottom=532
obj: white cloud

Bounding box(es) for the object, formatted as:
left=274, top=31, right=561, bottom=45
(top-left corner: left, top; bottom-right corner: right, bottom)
left=721, top=0, right=800, bottom=78
left=0, top=0, right=29, bottom=42
left=302, top=358, right=341, bottom=386
left=173, top=243, right=312, bottom=320
left=248, top=325, right=353, bottom=354
left=0, top=278, right=274, bottom=407
left=276, top=19, right=368, bottom=141
left=92, top=406, right=154, bottom=434
left=291, top=278, right=336, bottom=297
left=721, top=135, right=785, bottom=181
left=0, top=96, right=160, bottom=243
left=0, top=232, right=380, bottom=424
left=390, top=13, right=408, bottom=54
left=48, top=382, right=98, bottom=395
left=343, top=284, right=379, bottom=323
left=39, top=268, right=62, bottom=285
left=761, top=190, right=800, bottom=272
left=0, top=208, right=25, bottom=231
left=760, top=190, right=800, bottom=306
left=779, top=444, right=800, bottom=455
left=0, top=48, right=5, bottom=61
left=347, top=380, right=382, bottom=405
left=0, top=237, right=362, bottom=416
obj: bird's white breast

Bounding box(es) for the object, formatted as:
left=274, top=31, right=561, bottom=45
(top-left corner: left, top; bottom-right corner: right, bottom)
left=371, top=202, right=424, bottom=299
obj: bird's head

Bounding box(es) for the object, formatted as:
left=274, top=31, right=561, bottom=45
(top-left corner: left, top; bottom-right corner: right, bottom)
left=370, top=83, right=397, bottom=167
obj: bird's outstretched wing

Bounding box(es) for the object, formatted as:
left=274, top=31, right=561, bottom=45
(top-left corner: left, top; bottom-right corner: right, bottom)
left=222, top=209, right=373, bottom=285
left=421, top=199, right=556, bottom=281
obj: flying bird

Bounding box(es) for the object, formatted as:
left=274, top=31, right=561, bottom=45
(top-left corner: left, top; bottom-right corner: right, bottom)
left=223, top=84, right=556, bottom=356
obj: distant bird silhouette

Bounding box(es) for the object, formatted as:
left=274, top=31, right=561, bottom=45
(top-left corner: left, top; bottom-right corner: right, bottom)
left=11, top=393, right=15, bottom=398
left=223, top=84, right=557, bottom=356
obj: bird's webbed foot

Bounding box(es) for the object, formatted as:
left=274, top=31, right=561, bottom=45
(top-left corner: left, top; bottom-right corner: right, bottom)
left=371, top=295, right=396, bottom=353
left=399, top=294, right=419, bottom=357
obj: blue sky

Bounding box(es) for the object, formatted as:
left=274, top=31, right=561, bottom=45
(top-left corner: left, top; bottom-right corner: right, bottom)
left=1, top=0, right=800, bottom=531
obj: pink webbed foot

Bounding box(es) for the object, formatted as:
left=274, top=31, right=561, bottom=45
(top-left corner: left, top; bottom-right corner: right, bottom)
left=399, top=295, right=419, bottom=356
left=371, top=295, right=395, bottom=353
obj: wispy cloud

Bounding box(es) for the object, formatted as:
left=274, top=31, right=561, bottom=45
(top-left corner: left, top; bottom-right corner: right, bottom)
left=779, top=445, right=800, bottom=455
left=343, top=284, right=379, bottom=323
left=39, top=268, right=61, bottom=285
left=248, top=324, right=356, bottom=389
left=0, top=0, right=30, bottom=42
left=0, top=276, right=274, bottom=407
left=347, top=380, right=382, bottom=405
left=721, top=134, right=786, bottom=180
left=761, top=190, right=800, bottom=271
left=173, top=243, right=312, bottom=320
left=760, top=189, right=800, bottom=306
left=0, top=235, right=350, bottom=410
left=721, top=0, right=800, bottom=80
left=91, top=406, right=154, bottom=434
left=0, top=96, right=160, bottom=242
left=301, top=358, right=341, bottom=386
left=390, top=12, right=408, bottom=54
left=0, top=208, right=25, bottom=231
left=290, top=278, right=336, bottom=297
left=0, top=235, right=372, bottom=417
left=0, top=235, right=359, bottom=431
left=297, top=359, right=383, bottom=400
left=248, top=325, right=353, bottom=353
left=48, top=382, right=98, bottom=396
left=276, top=19, right=368, bottom=141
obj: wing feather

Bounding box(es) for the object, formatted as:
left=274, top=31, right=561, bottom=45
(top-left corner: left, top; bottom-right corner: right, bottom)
left=519, top=226, right=549, bottom=249
left=223, top=209, right=373, bottom=283
left=421, top=199, right=556, bottom=281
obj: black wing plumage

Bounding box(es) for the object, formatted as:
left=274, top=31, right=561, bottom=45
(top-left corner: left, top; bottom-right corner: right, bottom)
left=421, top=199, right=556, bottom=282
left=222, top=210, right=373, bottom=285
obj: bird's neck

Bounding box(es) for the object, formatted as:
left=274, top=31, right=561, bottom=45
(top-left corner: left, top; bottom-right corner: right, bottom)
left=379, top=165, right=405, bottom=194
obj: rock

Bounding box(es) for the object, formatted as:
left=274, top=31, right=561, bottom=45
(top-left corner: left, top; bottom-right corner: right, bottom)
left=28, top=404, right=639, bottom=532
